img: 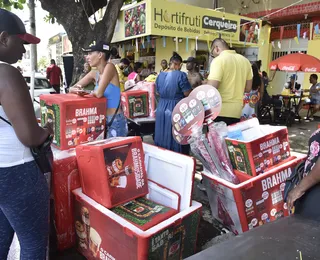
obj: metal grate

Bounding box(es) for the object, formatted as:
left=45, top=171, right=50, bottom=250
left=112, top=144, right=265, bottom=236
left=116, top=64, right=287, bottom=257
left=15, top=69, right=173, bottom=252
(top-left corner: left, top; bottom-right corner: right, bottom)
left=272, top=50, right=307, bottom=61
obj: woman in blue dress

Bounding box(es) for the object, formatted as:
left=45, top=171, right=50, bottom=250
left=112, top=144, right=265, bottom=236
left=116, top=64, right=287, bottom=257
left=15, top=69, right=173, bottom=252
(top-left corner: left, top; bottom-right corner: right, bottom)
left=155, top=52, right=192, bottom=154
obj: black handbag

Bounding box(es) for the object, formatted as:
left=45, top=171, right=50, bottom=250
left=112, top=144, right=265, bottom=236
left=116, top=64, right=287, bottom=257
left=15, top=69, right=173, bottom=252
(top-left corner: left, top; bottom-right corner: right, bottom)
left=283, top=161, right=305, bottom=203
left=0, top=116, right=53, bottom=174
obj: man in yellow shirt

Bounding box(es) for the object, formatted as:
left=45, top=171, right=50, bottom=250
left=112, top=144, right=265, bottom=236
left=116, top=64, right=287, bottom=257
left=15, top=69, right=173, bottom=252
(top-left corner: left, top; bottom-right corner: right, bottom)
left=115, top=58, right=130, bottom=92
left=207, top=38, right=253, bottom=125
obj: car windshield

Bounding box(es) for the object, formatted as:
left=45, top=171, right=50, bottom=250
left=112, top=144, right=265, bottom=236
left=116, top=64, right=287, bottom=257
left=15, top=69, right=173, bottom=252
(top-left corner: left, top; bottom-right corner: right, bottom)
left=24, top=77, right=51, bottom=89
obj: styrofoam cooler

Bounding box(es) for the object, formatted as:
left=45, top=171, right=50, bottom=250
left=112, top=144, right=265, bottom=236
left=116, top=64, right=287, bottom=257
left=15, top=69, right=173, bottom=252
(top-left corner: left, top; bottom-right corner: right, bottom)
left=131, top=82, right=157, bottom=118
left=40, top=94, right=106, bottom=150
left=121, top=90, right=149, bottom=119
left=52, top=147, right=81, bottom=251
left=202, top=152, right=306, bottom=234
left=225, top=125, right=290, bottom=176
left=76, top=137, right=149, bottom=208
left=73, top=143, right=202, bottom=260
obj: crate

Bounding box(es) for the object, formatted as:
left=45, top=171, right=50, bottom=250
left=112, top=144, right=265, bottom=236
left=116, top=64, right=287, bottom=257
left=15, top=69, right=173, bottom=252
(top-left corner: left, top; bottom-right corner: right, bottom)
left=74, top=142, right=200, bottom=259
left=51, top=147, right=81, bottom=251
left=131, top=82, right=156, bottom=118
left=121, top=90, right=149, bottom=119
left=202, top=153, right=306, bottom=234
left=40, top=94, right=106, bottom=150
left=225, top=125, right=290, bottom=176
left=76, top=137, right=149, bottom=208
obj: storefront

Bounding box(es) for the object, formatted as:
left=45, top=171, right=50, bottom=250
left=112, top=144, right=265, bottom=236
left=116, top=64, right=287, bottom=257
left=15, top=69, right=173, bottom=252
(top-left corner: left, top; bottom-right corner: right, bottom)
left=111, top=0, right=261, bottom=73
left=246, top=1, right=320, bottom=93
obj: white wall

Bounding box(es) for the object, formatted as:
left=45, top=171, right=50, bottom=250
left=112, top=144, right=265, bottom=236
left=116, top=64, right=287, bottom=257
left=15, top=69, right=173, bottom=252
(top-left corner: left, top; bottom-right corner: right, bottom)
left=268, top=38, right=308, bottom=95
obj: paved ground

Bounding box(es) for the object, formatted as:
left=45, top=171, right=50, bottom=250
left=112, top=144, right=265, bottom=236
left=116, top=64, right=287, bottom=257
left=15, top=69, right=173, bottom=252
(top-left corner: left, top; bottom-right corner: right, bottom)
left=8, top=113, right=319, bottom=260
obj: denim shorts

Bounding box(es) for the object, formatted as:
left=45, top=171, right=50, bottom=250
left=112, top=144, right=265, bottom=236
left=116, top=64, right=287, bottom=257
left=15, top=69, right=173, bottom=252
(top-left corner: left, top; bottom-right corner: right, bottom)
left=107, top=112, right=128, bottom=138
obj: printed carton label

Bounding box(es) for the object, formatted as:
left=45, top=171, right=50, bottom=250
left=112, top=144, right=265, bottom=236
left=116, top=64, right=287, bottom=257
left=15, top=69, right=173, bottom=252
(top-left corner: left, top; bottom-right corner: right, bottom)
left=74, top=194, right=201, bottom=260
left=103, top=141, right=148, bottom=205
left=40, top=99, right=106, bottom=149
left=243, top=165, right=294, bottom=230
left=226, top=129, right=290, bottom=175
left=111, top=198, right=172, bottom=227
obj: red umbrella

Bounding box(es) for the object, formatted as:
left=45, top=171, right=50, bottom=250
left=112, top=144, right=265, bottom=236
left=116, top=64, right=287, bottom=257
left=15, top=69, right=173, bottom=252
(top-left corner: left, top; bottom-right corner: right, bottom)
left=269, top=53, right=320, bottom=72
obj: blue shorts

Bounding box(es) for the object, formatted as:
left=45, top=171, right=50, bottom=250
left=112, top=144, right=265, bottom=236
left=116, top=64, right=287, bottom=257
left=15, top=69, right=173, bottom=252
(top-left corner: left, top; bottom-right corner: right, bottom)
left=107, top=112, right=128, bottom=138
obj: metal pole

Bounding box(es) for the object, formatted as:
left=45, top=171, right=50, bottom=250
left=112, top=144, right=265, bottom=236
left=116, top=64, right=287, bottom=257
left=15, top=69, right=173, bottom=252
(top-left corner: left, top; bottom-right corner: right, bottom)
left=28, top=0, right=37, bottom=101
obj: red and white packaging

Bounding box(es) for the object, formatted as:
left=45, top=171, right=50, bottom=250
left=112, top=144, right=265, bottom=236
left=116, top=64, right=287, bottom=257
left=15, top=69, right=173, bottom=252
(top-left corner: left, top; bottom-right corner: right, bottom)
left=202, top=152, right=306, bottom=234
left=225, top=125, right=290, bottom=176
left=73, top=143, right=201, bottom=260
left=40, top=94, right=106, bottom=150
left=76, top=137, right=149, bottom=208
left=52, top=147, right=81, bottom=251
left=130, top=81, right=157, bottom=118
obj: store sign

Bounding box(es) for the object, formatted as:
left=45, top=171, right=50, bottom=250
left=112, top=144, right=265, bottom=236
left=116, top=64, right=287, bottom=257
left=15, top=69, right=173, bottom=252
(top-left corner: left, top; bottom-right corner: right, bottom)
left=150, top=0, right=259, bottom=44
left=202, top=16, right=238, bottom=32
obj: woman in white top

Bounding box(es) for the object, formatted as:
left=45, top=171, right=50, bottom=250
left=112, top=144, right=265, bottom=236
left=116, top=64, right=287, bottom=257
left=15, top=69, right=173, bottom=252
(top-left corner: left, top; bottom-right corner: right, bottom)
left=0, top=8, right=52, bottom=259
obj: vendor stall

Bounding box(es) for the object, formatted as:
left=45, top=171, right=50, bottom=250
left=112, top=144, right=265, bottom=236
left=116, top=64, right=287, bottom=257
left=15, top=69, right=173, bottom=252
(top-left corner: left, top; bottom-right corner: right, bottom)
left=111, top=0, right=261, bottom=72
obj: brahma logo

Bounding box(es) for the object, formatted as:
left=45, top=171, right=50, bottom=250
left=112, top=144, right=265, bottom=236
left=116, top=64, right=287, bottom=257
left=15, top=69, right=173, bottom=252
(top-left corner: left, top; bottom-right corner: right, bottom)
left=281, top=66, right=296, bottom=71
left=202, top=16, right=237, bottom=32
left=261, top=168, right=292, bottom=191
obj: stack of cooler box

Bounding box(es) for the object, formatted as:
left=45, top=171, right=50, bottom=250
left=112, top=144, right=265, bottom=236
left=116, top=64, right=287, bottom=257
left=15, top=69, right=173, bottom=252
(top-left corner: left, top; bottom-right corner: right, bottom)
left=74, top=138, right=202, bottom=260
left=202, top=122, right=307, bottom=234
left=40, top=94, right=107, bottom=251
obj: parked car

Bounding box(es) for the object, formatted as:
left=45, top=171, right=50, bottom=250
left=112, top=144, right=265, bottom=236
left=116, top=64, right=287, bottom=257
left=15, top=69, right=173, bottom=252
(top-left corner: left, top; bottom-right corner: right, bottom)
left=23, top=73, right=56, bottom=97
left=23, top=73, right=56, bottom=120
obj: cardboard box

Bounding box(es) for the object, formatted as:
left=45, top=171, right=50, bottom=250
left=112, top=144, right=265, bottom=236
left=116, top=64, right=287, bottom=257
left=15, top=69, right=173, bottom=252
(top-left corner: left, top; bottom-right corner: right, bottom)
left=52, top=147, right=81, bottom=251
left=225, top=125, right=290, bottom=176
left=202, top=153, right=306, bottom=234
left=121, top=90, right=149, bottom=119
left=110, top=197, right=178, bottom=231
left=76, top=137, right=149, bottom=208
left=40, top=94, right=106, bottom=150
left=74, top=142, right=200, bottom=260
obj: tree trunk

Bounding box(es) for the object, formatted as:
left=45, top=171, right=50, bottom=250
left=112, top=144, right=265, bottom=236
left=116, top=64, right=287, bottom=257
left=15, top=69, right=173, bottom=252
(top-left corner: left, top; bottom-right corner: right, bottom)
left=28, top=0, right=37, bottom=72
left=39, top=0, right=125, bottom=86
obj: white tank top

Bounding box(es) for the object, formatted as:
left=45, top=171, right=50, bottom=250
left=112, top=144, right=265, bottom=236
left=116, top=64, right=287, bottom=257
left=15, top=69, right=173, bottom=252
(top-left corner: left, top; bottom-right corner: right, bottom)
left=0, top=106, right=34, bottom=167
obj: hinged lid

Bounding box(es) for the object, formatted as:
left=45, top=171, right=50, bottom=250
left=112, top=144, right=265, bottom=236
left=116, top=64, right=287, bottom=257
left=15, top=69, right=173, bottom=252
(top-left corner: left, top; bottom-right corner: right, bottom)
left=143, top=143, right=195, bottom=211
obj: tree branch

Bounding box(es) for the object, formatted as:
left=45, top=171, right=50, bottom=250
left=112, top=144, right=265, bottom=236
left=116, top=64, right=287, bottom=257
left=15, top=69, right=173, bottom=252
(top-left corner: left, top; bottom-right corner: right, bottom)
left=96, top=0, right=125, bottom=42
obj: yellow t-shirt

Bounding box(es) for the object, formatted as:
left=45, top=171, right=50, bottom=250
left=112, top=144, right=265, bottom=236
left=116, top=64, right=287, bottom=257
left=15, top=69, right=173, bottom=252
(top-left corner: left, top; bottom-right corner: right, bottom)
left=115, top=64, right=125, bottom=92
left=208, top=50, right=253, bottom=119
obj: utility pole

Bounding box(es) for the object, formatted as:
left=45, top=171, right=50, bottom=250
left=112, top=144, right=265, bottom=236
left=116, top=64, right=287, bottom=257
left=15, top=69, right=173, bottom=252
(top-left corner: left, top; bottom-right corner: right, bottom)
left=28, top=0, right=37, bottom=72
left=28, top=0, right=37, bottom=101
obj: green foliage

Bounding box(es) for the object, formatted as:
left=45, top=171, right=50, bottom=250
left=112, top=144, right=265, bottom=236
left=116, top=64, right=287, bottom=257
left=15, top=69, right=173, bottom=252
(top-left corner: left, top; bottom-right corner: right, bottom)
left=44, top=13, right=56, bottom=24
left=0, top=0, right=26, bottom=10
left=38, top=56, right=49, bottom=70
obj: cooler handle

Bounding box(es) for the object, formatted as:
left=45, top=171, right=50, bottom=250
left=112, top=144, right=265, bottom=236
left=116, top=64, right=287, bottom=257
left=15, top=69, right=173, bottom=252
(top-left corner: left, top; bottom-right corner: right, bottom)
left=243, top=181, right=254, bottom=190
left=173, top=218, right=182, bottom=227
left=123, top=227, right=134, bottom=238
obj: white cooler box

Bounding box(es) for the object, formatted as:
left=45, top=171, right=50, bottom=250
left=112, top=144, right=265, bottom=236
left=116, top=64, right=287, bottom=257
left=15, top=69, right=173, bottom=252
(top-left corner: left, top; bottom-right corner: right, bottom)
left=73, top=143, right=202, bottom=260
